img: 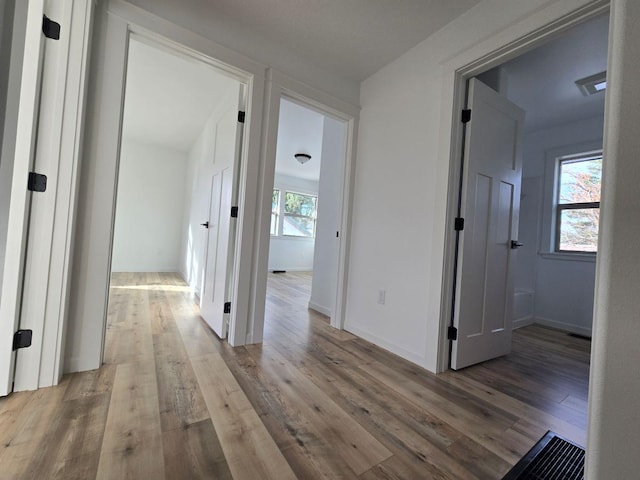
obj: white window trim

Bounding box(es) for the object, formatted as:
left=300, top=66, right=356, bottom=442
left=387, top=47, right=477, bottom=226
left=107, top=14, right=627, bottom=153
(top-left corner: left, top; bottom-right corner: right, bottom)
left=541, top=141, right=602, bottom=262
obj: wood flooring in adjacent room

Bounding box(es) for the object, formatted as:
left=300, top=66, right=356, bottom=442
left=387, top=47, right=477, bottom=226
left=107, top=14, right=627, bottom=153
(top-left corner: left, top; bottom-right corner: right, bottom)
left=0, top=272, right=591, bottom=479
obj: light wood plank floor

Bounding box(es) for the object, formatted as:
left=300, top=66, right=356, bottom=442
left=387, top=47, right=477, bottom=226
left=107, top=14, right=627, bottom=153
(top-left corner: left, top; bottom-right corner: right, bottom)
left=0, top=272, right=591, bottom=479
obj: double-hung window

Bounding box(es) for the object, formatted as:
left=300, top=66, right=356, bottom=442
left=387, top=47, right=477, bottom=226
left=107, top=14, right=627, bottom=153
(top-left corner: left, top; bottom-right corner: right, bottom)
left=555, top=153, right=602, bottom=253
left=270, top=189, right=317, bottom=238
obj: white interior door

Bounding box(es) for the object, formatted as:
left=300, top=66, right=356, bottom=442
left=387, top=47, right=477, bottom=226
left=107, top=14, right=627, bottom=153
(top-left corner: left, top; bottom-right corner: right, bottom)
left=199, top=87, right=244, bottom=338
left=0, top=0, right=48, bottom=396
left=451, top=78, right=525, bottom=370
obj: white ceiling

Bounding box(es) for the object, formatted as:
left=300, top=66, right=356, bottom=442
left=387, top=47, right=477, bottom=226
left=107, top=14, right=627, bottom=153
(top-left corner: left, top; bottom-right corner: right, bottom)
left=189, top=0, right=482, bottom=82
left=495, top=13, right=609, bottom=133
left=275, top=98, right=325, bottom=181
left=122, top=38, right=239, bottom=151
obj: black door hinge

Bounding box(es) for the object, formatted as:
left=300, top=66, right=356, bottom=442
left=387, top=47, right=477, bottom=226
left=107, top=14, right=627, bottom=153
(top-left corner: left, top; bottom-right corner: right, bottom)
left=454, top=217, right=464, bottom=231
left=238, top=111, right=245, bottom=123
left=28, top=172, right=47, bottom=192
left=13, top=330, right=33, bottom=351
left=461, top=109, right=471, bottom=124
left=447, top=326, right=458, bottom=341
left=230, top=206, right=239, bottom=218
left=224, top=302, right=231, bottom=314
left=42, top=15, right=61, bottom=40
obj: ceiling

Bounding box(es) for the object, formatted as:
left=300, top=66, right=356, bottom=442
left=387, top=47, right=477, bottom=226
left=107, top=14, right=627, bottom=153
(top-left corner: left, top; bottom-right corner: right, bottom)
left=275, top=98, right=325, bottom=181
left=122, top=38, right=239, bottom=152
left=492, top=13, right=609, bottom=133
left=122, top=39, right=328, bottom=178
left=178, top=0, right=483, bottom=82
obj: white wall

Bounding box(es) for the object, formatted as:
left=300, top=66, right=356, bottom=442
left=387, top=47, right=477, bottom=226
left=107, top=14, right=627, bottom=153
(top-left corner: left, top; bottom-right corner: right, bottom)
left=587, top=1, right=640, bottom=476
left=111, top=139, right=187, bottom=272
left=268, top=173, right=318, bottom=272
left=515, top=116, right=604, bottom=335
left=345, top=0, right=598, bottom=371
left=310, top=116, right=346, bottom=317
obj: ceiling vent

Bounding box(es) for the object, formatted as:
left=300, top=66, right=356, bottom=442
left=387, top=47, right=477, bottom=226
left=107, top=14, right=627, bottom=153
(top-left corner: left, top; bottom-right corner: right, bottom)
left=576, top=71, right=606, bottom=96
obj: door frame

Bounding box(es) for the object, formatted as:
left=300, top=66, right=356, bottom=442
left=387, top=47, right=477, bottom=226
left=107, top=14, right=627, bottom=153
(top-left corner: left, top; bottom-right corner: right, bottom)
left=0, top=0, right=46, bottom=396
left=247, top=70, right=360, bottom=343
left=437, top=0, right=610, bottom=372
left=65, top=0, right=267, bottom=373
left=98, top=22, right=256, bottom=356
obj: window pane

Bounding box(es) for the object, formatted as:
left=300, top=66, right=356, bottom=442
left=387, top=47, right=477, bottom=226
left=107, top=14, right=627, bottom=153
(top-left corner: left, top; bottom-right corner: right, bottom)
left=559, top=157, right=602, bottom=204
left=283, top=216, right=315, bottom=237
left=558, top=208, right=599, bottom=252
left=284, top=192, right=317, bottom=217
left=272, top=189, right=279, bottom=213
left=270, top=213, right=278, bottom=235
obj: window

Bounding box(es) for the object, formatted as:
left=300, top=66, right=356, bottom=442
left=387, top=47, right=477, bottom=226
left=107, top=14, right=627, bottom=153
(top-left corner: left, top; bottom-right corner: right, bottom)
left=271, top=189, right=280, bottom=235
left=270, top=189, right=318, bottom=238
left=283, top=191, right=317, bottom=237
left=555, top=153, right=602, bottom=253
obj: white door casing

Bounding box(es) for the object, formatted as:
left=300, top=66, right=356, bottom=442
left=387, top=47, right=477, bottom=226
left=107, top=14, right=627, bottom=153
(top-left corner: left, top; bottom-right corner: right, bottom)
left=200, top=87, right=244, bottom=338
left=0, top=0, right=47, bottom=396
left=451, top=78, right=525, bottom=370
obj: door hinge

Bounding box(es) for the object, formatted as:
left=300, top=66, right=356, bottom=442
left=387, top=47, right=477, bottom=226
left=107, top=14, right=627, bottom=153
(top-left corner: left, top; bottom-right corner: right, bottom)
left=461, top=109, right=471, bottom=124
left=454, top=217, right=464, bottom=231
left=42, top=15, right=61, bottom=40
left=13, top=330, right=33, bottom=351
left=224, top=302, right=231, bottom=314
left=28, top=172, right=47, bottom=192
left=447, top=326, right=458, bottom=341
left=238, top=111, right=245, bottom=123
left=230, top=206, right=239, bottom=218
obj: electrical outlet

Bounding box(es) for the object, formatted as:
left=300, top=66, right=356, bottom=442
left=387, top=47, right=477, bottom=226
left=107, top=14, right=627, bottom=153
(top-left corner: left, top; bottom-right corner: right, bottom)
left=378, top=289, right=386, bottom=305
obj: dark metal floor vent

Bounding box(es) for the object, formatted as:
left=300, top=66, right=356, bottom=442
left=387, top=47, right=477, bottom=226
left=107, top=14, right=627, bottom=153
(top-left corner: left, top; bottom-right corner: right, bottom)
left=503, top=431, right=585, bottom=480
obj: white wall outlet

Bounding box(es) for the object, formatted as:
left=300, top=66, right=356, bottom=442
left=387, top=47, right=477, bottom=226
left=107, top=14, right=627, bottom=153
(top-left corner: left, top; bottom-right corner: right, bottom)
left=377, top=289, right=386, bottom=305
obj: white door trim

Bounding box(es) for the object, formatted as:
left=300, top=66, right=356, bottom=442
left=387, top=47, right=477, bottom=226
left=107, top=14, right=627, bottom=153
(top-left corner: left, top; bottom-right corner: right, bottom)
left=247, top=69, right=359, bottom=344
left=437, top=0, right=610, bottom=373
left=66, top=1, right=266, bottom=373
left=0, top=0, right=46, bottom=396
left=12, top=0, right=94, bottom=392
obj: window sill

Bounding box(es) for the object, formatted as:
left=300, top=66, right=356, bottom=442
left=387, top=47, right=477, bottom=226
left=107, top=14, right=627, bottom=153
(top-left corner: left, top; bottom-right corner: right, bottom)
left=270, top=235, right=315, bottom=242
left=539, top=252, right=596, bottom=263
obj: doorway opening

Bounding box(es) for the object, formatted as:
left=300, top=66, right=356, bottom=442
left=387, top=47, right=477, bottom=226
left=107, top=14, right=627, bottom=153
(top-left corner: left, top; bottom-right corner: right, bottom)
left=445, top=11, right=609, bottom=446
left=264, top=97, right=348, bottom=338
left=105, top=35, right=245, bottom=363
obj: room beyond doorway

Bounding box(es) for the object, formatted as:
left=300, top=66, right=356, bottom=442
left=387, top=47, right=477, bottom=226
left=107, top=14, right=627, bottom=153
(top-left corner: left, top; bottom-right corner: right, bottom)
left=107, top=34, right=245, bottom=360
left=266, top=97, right=348, bottom=323
left=446, top=11, right=608, bottom=370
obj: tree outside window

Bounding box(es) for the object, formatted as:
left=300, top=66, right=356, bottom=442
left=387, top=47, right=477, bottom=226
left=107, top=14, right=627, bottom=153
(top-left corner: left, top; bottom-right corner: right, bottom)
left=556, top=154, right=602, bottom=252
left=283, top=192, right=317, bottom=237
left=269, top=189, right=317, bottom=238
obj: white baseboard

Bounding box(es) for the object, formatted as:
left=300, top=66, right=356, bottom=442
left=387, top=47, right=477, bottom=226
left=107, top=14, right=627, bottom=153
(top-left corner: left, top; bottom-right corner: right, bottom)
left=534, top=316, right=592, bottom=337
left=343, top=323, right=432, bottom=372
left=513, top=315, right=534, bottom=330
left=64, top=356, right=100, bottom=374
left=308, top=301, right=331, bottom=317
